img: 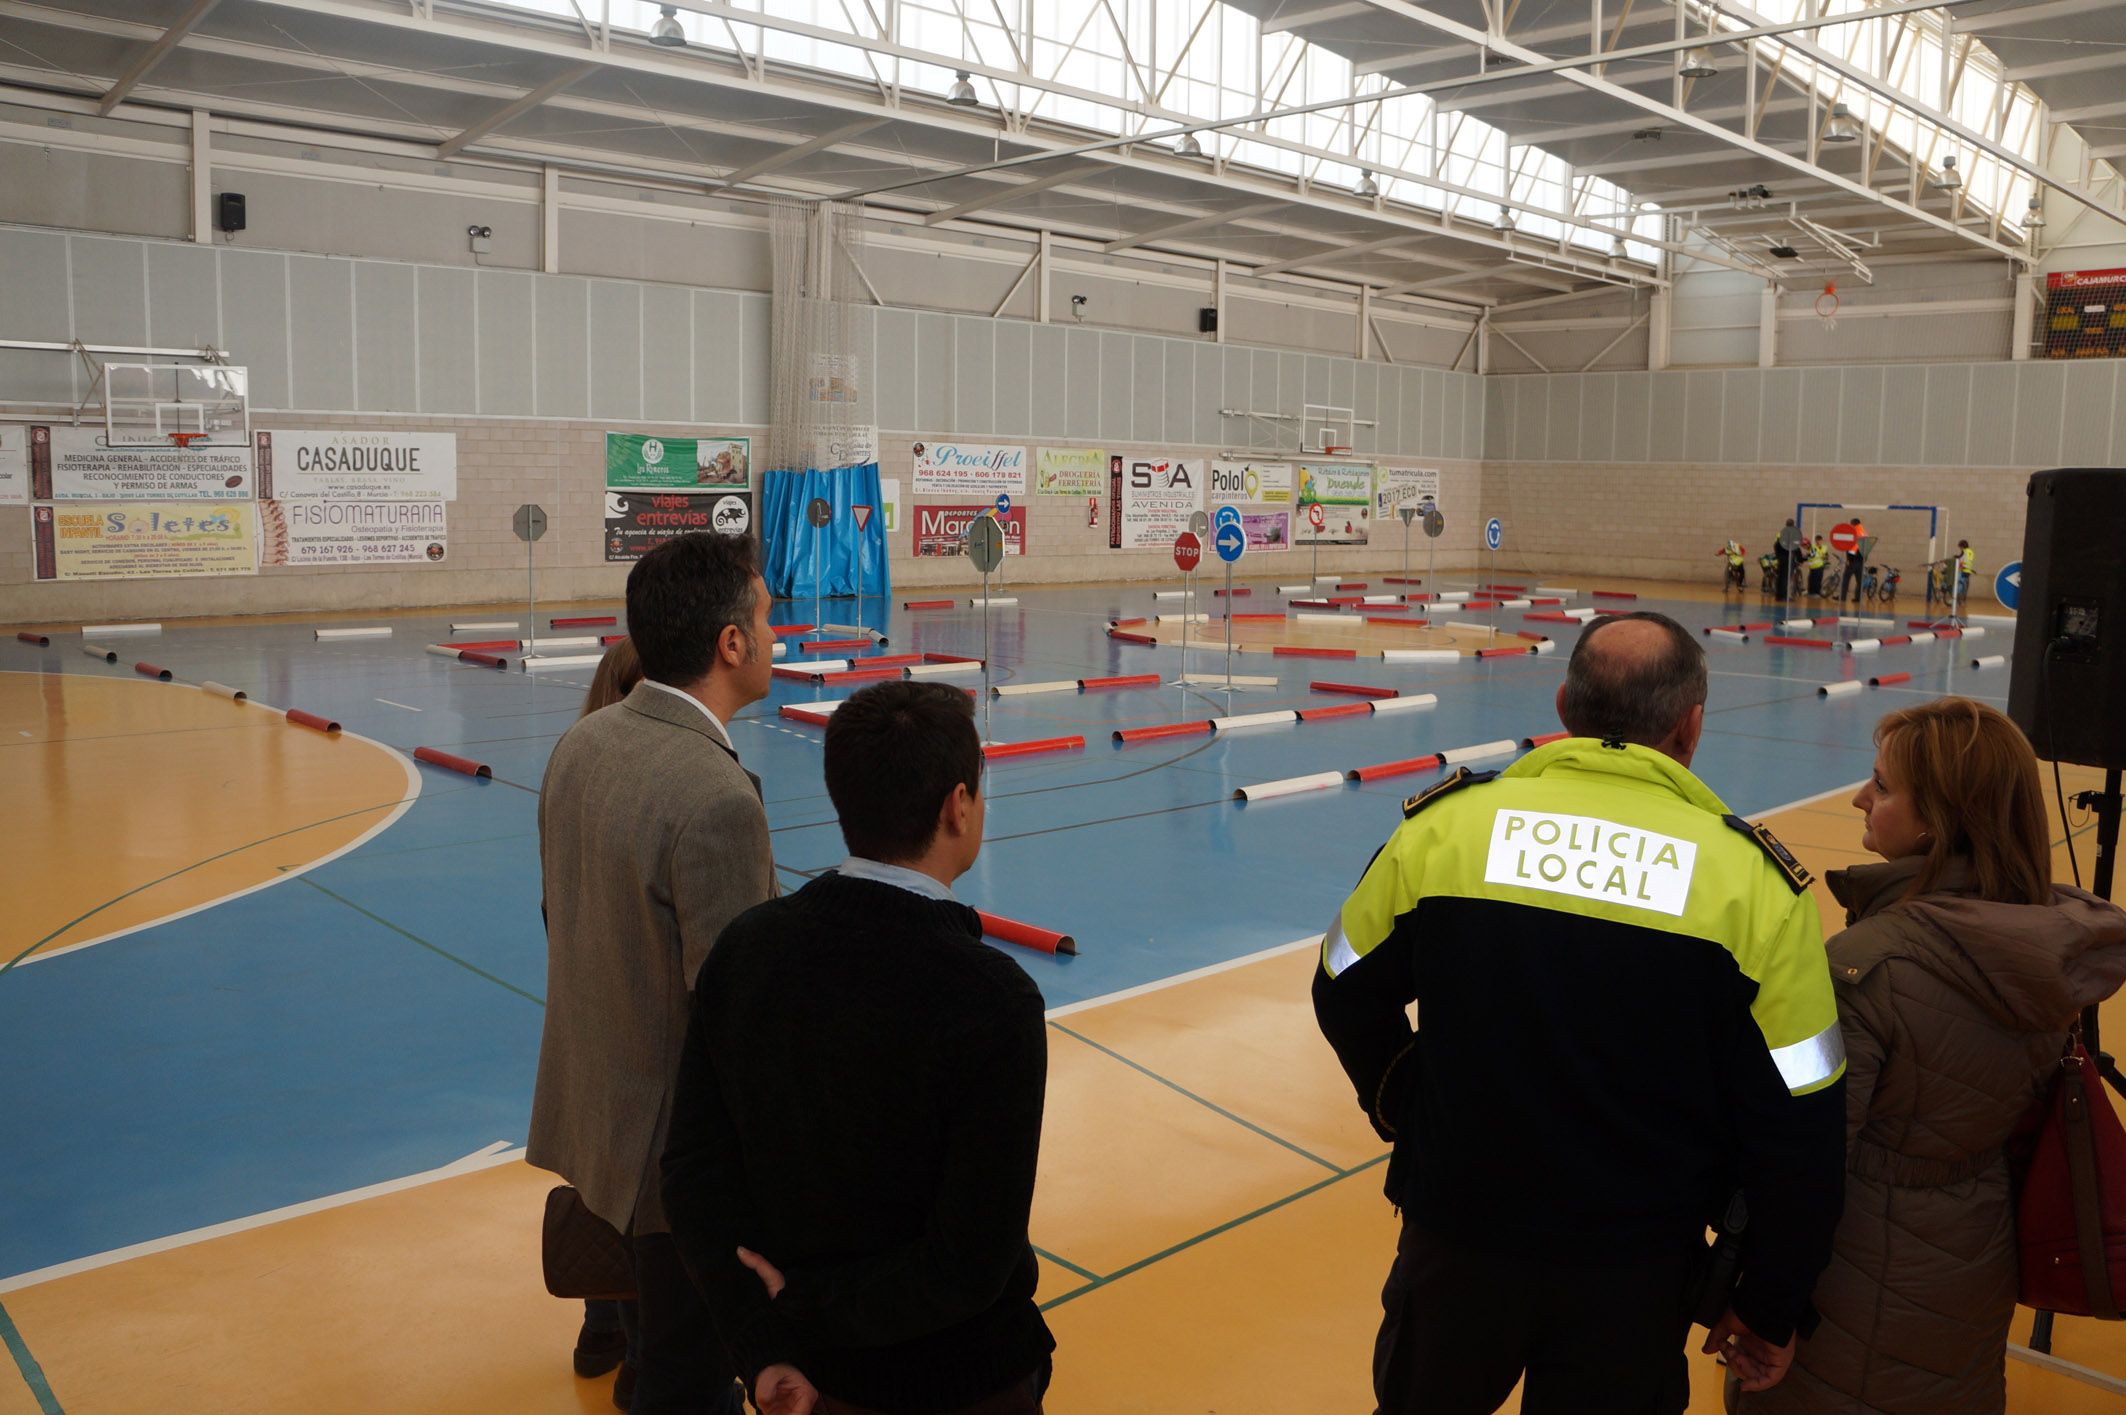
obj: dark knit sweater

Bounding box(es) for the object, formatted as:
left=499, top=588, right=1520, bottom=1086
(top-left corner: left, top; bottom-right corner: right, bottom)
left=662, top=871, right=1054, bottom=1413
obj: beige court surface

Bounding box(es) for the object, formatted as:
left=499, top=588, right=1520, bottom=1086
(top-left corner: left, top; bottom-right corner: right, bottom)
left=5, top=766, right=2122, bottom=1413
left=2, top=672, right=416, bottom=965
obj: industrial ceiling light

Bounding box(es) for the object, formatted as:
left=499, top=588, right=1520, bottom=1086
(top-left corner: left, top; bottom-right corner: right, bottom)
left=649, top=4, right=687, bottom=46
left=1823, top=103, right=1860, bottom=144
left=2024, top=196, right=2047, bottom=229
left=945, top=70, right=979, bottom=107
left=1175, top=132, right=1203, bottom=159
left=1931, top=154, right=1962, bottom=191
left=1492, top=205, right=1515, bottom=232
left=1680, top=47, right=1719, bottom=79
left=1356, top=169, right=1380, bottom=199
left=1610, top=233, right=1631, bottom=259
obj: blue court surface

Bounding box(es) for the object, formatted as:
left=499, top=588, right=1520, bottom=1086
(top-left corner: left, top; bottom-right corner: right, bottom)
left=0, top=583, right=2010, bottom=1283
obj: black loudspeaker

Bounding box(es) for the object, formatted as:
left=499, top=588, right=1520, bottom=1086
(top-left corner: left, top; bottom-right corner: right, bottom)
left=217, top=192, right=246, bottom=233
left=1198, top=307, right=1218, bottom=334
left=2008, top=468, right=2126, bottom=769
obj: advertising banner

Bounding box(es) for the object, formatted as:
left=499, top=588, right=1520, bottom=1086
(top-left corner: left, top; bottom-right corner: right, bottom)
left=1209, top=459, right=1293, bottom=505
left=881, top=478, right=901, bottom=534
left=0, top=426, right=24, bottom=506
left=1035, top=447, right=1105, bottom=495
left=1374, top=465, right=1441, bottom=522
left=604, top=490, right=752, bottom=562
left=31, top=502, right=258, bottom=581
left=1241, top=510, right=1291, bottom=553
left=916, top=505, right=1026, bottom=558
left=1296, top=462, right=1373, bottom=546
left=604, top=434, right=750, bottom=491
left=31, top=425, right=255, bottom=502
left=911, top=441, right=1027, bottom=496
left=1110, top=455, right=1207, bottom=550
left=257, top=430, right=457, bottom=500
left=261, top=500, right=447, bottom=566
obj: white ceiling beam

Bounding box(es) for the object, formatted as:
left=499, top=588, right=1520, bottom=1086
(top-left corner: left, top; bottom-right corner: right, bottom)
left=1357, top=5, right=1672, bottom=74
left=1247, top=232, right=1430, bottom=277
left=96, top=0, right=219, bottom=117
left=2053, top=97, right=2126, bottom=124
left=2004, top=50, right=2126, bottom=84
left=435, top=62, right=597, bottom=158
left=713, top=118, right=888, bottom=188
left=1372, top=268, right=1509, bottom=297
left=1514, top=96, right=1810, bottom=146
left=921, top=163, right=1108, bottom=224
left=1962, top=0, right=2121, bottom=29
left=1261, top=1, right=1374, bottom=34
left=1351, top=0, right=2020, bottom=259
left=1101, top=200, right=1286, bottom=253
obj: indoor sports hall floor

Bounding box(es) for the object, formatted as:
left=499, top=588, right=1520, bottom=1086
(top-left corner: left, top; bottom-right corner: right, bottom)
left=4, top=573, right=2121, bottom=1414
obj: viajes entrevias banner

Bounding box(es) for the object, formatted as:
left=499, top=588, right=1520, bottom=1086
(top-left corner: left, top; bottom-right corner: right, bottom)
left=911, top=441, right=1027, bottom=496
left=31, top=425, right=255, bottom=501
left=1035, top=447, right=1105, bottom=495
left=261, top=500, right=448, bottom=565
left=916, top=505, right=1026, bottom=557
left=604, top=490, right=752, bottom=561
left=257, top=430, right=457, bottom=500
left=31, top=501, right=258, bottom=581
left=605, top=434, right=749, bottom=492
left=1209, top=459, right=1293, bottom=505
left=1109, top=454, right=1207, bottom=549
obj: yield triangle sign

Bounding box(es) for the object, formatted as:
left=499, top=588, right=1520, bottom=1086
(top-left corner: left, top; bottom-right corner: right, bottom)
left=851, top=504, right=874, bottom=531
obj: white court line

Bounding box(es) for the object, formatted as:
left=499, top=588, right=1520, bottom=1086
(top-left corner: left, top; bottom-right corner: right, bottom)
left=0, top=1143, right=523, bottom=1294
left=375, top=698, right=423, bottom=712
left=1043, top=935, right=1324, bottom=1021
left=9, top=676, right=424, bottom=968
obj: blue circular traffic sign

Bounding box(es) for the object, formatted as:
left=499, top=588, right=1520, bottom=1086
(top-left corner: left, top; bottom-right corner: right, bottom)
left=1995, top=560, right=2021, bottom=610
left=994, top=493, right=1012, bottom=515
left=1215, top=523, right=1246, bottom=563
left=1485, top=517, right=1503, bottom=551
left=1213, top=504, right=1242, bottom=531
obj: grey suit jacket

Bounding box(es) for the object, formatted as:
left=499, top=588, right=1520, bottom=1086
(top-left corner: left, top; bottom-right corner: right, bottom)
left=528, top=680, right=776, bottom=1234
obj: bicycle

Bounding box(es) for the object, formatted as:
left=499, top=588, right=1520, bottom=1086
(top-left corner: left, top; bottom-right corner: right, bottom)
left=1863, top=564, right=1900, bottom=608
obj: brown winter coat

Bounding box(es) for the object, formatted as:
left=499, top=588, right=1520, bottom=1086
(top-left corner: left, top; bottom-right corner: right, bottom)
left=1736, top=854, right=2126, bottom=1415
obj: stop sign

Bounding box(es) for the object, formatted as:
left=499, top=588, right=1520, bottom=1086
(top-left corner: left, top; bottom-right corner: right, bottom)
left=1829, top=522, right=1861, bottom=553
left=1174, top=531, right=1202, bottom=572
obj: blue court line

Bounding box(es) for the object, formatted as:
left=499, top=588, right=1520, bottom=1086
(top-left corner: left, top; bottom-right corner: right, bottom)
left=0, top=1297, right=63, bottom=1415
left=294, top=877, right=545, bottom=1007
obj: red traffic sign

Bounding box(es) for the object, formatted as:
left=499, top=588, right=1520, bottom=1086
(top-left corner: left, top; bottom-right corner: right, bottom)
left=851, top=504, right=873, bottom=532
left=1829, top=522, right=1860, bottom=553
left=1307, top=503, right=1326, bottom=530
left=1174, top=531, right=1202, bottom=572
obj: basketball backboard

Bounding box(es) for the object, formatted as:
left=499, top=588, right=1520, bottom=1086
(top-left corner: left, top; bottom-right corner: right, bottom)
left=102, top=363, right=251, bottom=448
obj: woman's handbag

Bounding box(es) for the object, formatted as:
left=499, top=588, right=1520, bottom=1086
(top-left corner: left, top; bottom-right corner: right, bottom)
left=2016, top=1040, right=2126, bottom=1318
left=541, top=1185, right=638, bottom=1301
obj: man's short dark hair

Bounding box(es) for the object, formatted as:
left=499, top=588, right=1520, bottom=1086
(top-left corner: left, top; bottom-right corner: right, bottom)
left=624, top=532, right=759, bottom=686
left=825, top=682, right=982, bottom=864
left=1559, top=611, right=1707, bottom=745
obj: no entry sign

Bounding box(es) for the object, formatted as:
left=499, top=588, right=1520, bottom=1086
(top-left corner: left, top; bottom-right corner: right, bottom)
left=1829, top=522, right=1861, bottom=554
left=1174, top=531, right=1203, bottom=572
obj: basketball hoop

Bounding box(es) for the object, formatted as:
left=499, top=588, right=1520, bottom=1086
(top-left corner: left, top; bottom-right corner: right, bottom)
left=167, top=432, right=210, bottom=449
left=1814, top=281, right=1840, bottom=333
left=1322, top=444, right=1351, bottom=458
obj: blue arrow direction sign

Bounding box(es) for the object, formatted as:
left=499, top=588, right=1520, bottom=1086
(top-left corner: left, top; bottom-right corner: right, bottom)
left=1215, top=523, right=1246, bottom=563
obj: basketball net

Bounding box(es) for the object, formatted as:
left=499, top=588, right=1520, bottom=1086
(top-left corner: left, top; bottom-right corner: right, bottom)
left=1814, top=283, right=1840, bottom=335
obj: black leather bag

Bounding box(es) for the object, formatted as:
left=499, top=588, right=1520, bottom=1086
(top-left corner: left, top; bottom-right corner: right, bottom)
left=541, top=1185, right=637, bottom=1301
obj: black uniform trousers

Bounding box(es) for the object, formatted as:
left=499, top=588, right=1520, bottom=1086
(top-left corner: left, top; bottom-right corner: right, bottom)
left=1373, top=1217, right=1698, bottom=1415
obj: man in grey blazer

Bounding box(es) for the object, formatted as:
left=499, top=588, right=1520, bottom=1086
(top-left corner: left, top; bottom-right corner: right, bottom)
left=532, top=530, right=777, bottom=1413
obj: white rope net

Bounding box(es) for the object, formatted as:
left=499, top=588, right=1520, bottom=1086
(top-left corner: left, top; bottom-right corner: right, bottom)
left=768, top=199, right=875, bottom=471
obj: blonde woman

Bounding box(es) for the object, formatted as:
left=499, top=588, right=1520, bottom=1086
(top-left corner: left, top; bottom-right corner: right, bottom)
left=1737, top=699, right=2126, bottom=1413
left=582, top=636, right=641, bottom=717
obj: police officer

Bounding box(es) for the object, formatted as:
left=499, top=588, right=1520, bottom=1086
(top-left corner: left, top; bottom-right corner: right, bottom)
left=1314, top=612, right=1844, bottom=1415
left=1956, top=539, right=1976, bottom=606
left=1804, top=536, right=1828, bottom=598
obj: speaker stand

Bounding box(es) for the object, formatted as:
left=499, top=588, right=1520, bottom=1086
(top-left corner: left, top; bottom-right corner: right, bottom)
left=2027, top=767, right=2122, bottom=1359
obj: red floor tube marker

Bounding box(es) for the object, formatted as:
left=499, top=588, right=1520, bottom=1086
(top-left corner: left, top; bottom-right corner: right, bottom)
left=15, top=631, right=50, bottom=646
left=134, top=661, right=172, bottom=680
left=1113, top=720, right=1213, bottom=744
left=903, top=599, right=955, bottom=610
left=413, top=747, right=493, bottom=779
left=286, top=708, right=341, bottom=733
left=551, top=615, right=617, bottom=629
left=979, top=910, right=1078, bottom=956
left=1079, top=674, right=1159, bottom=691
left=1311, top=681, right=1398, bottom=699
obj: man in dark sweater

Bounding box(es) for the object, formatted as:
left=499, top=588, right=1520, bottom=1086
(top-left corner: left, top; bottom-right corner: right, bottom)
left=663, top=681, right=1055, bottom=1415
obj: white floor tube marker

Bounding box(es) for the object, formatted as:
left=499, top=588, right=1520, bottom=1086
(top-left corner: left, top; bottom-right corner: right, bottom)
left=1819, top=680, right=1865, bottom=698
left=1234, top=771, right=1345, bottom=802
